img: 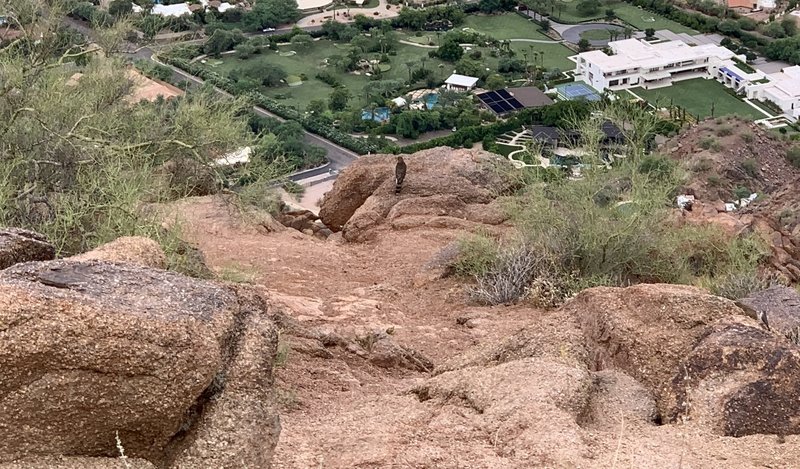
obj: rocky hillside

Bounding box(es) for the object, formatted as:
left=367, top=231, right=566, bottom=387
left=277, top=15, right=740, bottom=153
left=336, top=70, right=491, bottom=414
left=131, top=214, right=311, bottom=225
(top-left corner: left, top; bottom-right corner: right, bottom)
left=665, top=117, right=800, bottom=282
left=2, top=146, right=800, bottom=468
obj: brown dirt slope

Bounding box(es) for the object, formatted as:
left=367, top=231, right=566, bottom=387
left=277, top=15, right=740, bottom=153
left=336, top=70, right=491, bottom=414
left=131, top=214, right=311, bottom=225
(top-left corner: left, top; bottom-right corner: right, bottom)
left=665, top=117, right=800, bottom=282
left=170, top=194, right=800, bottom=469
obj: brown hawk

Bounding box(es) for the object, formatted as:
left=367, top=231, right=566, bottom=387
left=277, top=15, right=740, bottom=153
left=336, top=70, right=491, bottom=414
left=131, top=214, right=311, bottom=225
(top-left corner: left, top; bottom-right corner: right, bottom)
left=395, top=156, right=407, bottom=194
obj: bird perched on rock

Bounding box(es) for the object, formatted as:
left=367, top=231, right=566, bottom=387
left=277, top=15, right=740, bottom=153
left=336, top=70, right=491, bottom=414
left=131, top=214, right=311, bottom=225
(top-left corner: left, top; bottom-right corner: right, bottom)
left=394, top=156, right=407, bottom=194
left=735, top=300, right=770, bottom=331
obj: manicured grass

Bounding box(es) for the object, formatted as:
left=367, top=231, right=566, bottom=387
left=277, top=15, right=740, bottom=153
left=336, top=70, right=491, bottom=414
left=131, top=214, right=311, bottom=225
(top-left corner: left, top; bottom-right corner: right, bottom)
left=629, top=78, right=764, bottom=120
left=580, top=29, right=612, bottom=40
left=203, top=40, right=450, bottom=109
left=509, top=42, right=576, bottom=71
left=611, top=3, right=697, bottom=33
left=549, top=1, right=605, bottom=23
left=462, top=13, right=553, bottom=41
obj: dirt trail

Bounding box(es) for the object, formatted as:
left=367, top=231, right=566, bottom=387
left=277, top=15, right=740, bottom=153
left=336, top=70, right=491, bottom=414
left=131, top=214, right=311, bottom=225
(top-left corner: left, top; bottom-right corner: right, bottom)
left=170, top=195, right=800, bottom=469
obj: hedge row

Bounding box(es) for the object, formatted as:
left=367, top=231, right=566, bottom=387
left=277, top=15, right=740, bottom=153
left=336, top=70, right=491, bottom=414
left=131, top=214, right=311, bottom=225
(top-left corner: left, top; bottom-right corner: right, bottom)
left=160, top=56, right=382, bottom=155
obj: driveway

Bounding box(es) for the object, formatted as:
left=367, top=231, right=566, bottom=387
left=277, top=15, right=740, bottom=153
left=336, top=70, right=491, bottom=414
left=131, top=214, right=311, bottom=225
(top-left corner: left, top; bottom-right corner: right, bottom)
left=296, top=0, right=400, bottom=27
left=560, top=23, right=626, bottom=46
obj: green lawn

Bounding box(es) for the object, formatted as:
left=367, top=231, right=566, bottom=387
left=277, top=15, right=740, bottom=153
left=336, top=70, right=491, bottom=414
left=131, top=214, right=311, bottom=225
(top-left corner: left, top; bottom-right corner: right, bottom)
left=462, top=13, right=553, bottom=41
left=580, top=29, right=613, bottom=40
left=204, top=40, right=451, bottom=109
left=629, top=78, right=765, bottom=120
left=611, top=3, right=697, bottom=34
left=509, top=42, right=576, bottom=71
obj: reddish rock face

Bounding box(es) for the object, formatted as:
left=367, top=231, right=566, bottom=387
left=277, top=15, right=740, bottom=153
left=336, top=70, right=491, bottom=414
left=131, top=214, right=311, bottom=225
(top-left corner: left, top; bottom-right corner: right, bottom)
left=0, top=260, right=279, bottom=467
left=664, top=318, right=800, bottom=437
left=0, top=228, right=55, bottom=270
left=319, top=147, right=512, bottom=242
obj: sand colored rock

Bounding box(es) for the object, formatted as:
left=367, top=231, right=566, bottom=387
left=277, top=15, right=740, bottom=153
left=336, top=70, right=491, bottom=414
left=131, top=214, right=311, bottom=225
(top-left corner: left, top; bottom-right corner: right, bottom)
left=0, top=260, right=279, bottom=467
left=0, top=228, right=55, bottom=270
left=70, top=236, right=166, bottom=269
left=319, top=147, right=512, bottom=241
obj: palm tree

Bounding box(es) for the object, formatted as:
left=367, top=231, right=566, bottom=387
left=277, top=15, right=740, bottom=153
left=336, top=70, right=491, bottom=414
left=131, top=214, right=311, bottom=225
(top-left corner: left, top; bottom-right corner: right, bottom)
left=405, top=61, right=415, bottom=83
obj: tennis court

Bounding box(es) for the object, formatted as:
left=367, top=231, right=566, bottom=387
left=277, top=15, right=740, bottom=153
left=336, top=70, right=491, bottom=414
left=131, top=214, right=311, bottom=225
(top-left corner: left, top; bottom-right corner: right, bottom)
left=555, top=82, right=602, bottom=101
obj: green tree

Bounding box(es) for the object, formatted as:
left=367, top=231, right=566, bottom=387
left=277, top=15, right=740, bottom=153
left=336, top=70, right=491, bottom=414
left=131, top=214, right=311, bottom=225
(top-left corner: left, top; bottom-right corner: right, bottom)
left=605, top=8, right=615, bottom=21
left=578, top=38, right=591, bottom=52
left=575, top=0, right=601, bottom=16
left=485, top=73, right=505, bottom=90
left=645, top=28, right=656, bottom=39
left=242, top=0, right=301, bottom=30
left=203, top=29, right=246, bottom=57
left=436, top=39, right=464, bottom=62
left=328, top=87, right=351, bottom=111
left=108, top=0, right=133, bottom=18
left=290, top=33, right=313, bottom=50
left=307, top=100, right=328, bottom=116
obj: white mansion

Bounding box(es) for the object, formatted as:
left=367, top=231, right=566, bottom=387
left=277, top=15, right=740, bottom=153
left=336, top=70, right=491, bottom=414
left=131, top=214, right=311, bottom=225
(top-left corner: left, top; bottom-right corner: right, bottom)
left=570, top=38, right=800, bottom=122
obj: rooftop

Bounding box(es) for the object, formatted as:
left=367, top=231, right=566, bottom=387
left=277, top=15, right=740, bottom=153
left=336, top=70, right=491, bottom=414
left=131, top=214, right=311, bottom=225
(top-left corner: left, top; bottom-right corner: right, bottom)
left=508, top=87, right=554, bottom=108
left=759, top=65, right=800, bottom=100
left=445, top=74, right=479, bottom=87
left=578, top=39, right=737, bottom=72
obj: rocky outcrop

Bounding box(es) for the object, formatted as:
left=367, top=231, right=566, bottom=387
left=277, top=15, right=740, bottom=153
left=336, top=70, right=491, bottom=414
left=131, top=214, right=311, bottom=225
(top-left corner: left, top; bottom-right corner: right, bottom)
left=0, top=228, right=55, bottom=270
left=274, top=206, right=332, bottom=239
left=0, top=260, right=279, bottom=467
left=664, top=318, right=800, bottom=436
left=564, top=284, right=744, bottom=395
left=319, top=147, right=512, bottom=242
left=737, top=285, right=800, bottom=336
left=69, top=236, right=166, bottom=269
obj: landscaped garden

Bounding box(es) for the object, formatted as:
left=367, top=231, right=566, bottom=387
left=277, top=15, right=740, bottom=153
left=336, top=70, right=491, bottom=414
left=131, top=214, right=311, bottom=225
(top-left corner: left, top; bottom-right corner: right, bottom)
left=527, top=0, right=697, bottom=34
left=628, top=78, right=767, bottom=120
left=461, top=13, right=553, bottom=41
left=610, top=2, right=696, bottom=33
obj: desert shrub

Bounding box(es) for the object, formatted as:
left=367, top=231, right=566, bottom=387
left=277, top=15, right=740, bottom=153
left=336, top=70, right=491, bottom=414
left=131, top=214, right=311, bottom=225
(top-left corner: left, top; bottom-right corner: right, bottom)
left=692, top=157, right=713, bottom=172
left=741, top=158, right=759, bottom=177
left=638, top=154, right=677, bottom=181
left=707, top=174, right=722, bottom=186
left=786, top=146, right=800, bottom=168
left=741, top=132, right=754, bottom=143
left=452, top=233, right=499, bottom=277
left=716, top=125, right=733, bottom=137
left=700, top=137, right=721, bottom=151
left=733, top=185, right=751, bottom=200
left=706, top=271, right=772, bottom=300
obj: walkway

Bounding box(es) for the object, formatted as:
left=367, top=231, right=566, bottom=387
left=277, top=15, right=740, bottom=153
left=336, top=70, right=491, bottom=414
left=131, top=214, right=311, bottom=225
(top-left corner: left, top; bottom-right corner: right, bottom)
left=296, top=0, right=399, bottom=27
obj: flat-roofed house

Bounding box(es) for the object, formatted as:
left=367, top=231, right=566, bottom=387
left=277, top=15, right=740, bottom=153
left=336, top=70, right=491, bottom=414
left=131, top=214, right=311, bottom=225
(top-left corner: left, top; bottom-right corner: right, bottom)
left=571, top=38, right=744, bottom=92
left=746, top=65, right=800, bottom=122
left=444, top=74, right=479, bottom=92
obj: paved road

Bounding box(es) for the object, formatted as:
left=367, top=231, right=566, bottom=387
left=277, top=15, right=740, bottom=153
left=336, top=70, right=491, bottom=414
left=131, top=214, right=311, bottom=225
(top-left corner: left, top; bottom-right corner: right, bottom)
left=560, top=23, right=626, bottom=46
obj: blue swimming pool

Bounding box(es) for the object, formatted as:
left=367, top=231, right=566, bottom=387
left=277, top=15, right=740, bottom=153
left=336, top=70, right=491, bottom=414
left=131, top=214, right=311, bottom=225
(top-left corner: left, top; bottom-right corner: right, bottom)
left=361, top=107, right=390, bottom=122
left=425, top=93, right=439, bottom=110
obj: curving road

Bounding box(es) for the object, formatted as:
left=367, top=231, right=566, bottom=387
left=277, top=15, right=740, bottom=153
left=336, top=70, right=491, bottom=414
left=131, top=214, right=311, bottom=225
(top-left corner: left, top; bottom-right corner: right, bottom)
left=560, top=23, right=626, bottom=46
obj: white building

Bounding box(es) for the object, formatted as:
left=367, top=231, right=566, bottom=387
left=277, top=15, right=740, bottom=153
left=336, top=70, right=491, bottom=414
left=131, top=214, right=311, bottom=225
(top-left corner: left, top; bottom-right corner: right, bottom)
left=746, top=66, right=800, bottom=122
left=444, top=74, right=479, bottom=92
left=134, top=0, right=238, bottom=18
left=571, top=39, right=744, bottom=92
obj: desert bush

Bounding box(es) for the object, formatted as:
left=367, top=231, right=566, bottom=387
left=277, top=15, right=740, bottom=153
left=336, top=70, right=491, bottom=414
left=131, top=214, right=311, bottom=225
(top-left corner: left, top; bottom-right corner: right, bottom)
left=700, top=137, right=721, bottom=151
left=733, top=185, right=752, bottom=200
left=692, top=157, right=713, bottom=172
left=741, top=158, right=759, bottom=177
left=705, top=271, right=772, bottom=300
left=452, top=233, right=499, bottom=277
left=716, top=125, right=733, bottom=137
left=787, top=146, right=800, bottom=168
left=741, top=132, right=754, bottom=143
left=707, top=174, right=722, bottom=186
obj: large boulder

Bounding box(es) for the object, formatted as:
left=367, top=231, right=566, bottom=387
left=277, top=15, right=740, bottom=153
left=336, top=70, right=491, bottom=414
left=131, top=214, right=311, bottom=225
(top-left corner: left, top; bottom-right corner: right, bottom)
left=0, top=260, right=279, bottom=467
left=563, top=284, right=746, bottom=398
left=0, top=228, right=55, bottom=270
left=663, top=318, right=800, bottom=436
left=319, top=147, right=512, bottom=242
left=737, top=285, right=800, bottom=336
left=69, top=236, right=166, bottom=269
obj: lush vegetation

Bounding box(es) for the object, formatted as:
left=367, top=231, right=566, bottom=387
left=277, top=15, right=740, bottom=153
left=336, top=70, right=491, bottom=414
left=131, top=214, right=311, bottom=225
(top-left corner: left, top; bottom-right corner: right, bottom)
left=0, top=3, right=286, bottom=265
left=450, top=103, right=768, bottom=306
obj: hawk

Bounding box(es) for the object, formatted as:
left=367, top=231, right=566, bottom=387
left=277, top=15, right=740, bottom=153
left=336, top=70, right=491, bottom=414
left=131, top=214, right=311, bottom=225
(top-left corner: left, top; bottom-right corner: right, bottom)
left=394, top=156, right=407, bottom=194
